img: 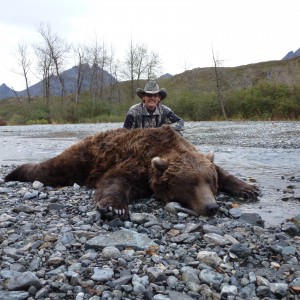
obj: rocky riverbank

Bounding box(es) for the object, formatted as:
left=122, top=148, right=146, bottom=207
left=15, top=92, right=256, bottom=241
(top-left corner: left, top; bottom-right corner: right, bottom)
left=0, top=164, right=299, bottom=300
left=0, top=121, right=300, bottom=299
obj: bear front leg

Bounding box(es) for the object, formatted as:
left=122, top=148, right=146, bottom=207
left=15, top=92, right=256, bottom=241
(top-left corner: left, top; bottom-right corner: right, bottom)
left=94, top=177, right=131, bottom=221
left=214, top=164, right=260, bottom=198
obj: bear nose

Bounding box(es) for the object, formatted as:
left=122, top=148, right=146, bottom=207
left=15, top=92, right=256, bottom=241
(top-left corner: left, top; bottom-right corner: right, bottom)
left=205, top=203, right=219, bottom=217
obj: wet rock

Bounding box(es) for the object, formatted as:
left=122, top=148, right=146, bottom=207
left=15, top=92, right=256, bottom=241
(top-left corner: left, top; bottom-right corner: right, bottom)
left=240, top=213, right=264, bottom=227
left=281, top=222, right=300, bottom=236
left=229, top=207, right=243, bottom=218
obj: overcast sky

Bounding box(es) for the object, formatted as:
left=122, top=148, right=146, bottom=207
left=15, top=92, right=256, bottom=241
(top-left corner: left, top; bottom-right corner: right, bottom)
left=0, top=0, right=299, bottom=90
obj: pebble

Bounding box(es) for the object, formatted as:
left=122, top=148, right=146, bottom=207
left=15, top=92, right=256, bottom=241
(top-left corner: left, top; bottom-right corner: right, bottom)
left=0, top=164, right=299, bottom=299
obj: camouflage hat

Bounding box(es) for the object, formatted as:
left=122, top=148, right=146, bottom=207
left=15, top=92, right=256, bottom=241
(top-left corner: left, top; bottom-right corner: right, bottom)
left=136, top=81, right=167, bottom=100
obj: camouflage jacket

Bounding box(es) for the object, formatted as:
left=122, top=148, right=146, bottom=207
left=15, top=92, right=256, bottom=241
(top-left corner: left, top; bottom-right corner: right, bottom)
left=123, top=103, right=185, bottom=131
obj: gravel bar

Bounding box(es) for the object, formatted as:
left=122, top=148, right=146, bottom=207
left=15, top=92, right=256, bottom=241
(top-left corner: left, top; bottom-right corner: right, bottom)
left=0, top=121, right=299, bottom=299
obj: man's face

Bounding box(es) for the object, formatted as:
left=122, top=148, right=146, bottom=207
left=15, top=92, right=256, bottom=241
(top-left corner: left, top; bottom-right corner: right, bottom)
left=142, top=93, right=160, bottom=111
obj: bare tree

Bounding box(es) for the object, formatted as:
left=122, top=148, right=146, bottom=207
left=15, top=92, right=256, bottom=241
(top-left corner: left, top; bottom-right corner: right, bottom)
left=122, top=39, right=137, bottom=100
left=122, top=40, right=161, bottom=101
left=98, top=41, right=108, bottom=99
left=11, top=86, right=22, bottom=104
left=72, top=44, right=89, bottom=103
left=146, top=51, right=161, bottom=80
left=212, top=48, right=227, bottom=120
left=14, top=43, right=32, bottom=102
left=34, top=43, right=53, bottom=106
left=106, top=45, right=120, bottom=107
left=37, top=23, right=70, bottom=101
left=86, top=37, right=108, bottom=104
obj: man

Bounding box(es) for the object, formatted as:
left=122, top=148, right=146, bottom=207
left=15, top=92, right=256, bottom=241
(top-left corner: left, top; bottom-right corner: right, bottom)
left=123, top=81, right=185, bottom=131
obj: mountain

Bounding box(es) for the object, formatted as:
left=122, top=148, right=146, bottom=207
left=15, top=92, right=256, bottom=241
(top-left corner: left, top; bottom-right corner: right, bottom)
left=0, top=64, right=116, bottom=100
left=0, top=84, right=15, bottom=99
left=159, top=73, right=173, bottom=79
left=282, top=48, right=300, bottom=60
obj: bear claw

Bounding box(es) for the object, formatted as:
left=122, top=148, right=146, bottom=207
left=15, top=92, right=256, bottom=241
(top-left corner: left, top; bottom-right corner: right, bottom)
left=96, top=204, right=129, bottom=221
left=242, top=186, right=261, bottom=199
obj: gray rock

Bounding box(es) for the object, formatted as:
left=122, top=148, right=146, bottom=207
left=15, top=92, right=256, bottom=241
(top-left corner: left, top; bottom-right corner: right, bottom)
left=0, top=291, right=30, bottom=300
left=282, top=222, right=300, bottom=236
left=270, top=282, right=289, bottom=297
left=181, top=266, right=200, bottom=284
left=229, top=243, right=251, bottom=258
left=197, top=251, right=222, bottom=267
left=199, top=269, right=223, bottom=286
left=229, top=207, right=243, bottom=218
left=169, top=291, right=196, bottom=300
left=237, top=283, right=256, bottom=299
left=167, top=275, right=179, bottom=288
left=146, top=267, right=167, bottom=283
left=91, top=267, right=114, bottom=282
left=240, top=213, right=264, bottom=227
left=221, top=284, right=238, bottom=297
left=203, top=233, right=230, bottom=246
left=101, top=246, right=121, bottom=259
left=130, top=212, right=157, bottom=224
left=23, top=191, right=39, bottom=200
left=85, top=228, right=158, bottom=250
left=6, top=271, right=42, bottom=290
left=32, top=180, right=44, bottom=189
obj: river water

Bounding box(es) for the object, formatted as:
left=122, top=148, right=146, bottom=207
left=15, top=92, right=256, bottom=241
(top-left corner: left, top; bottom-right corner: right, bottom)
left=0, top=121, right=299, bottom=226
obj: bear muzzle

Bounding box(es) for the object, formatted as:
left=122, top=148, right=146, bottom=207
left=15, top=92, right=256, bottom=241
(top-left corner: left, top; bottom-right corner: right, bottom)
left=201, top=202, right=219, bottom=217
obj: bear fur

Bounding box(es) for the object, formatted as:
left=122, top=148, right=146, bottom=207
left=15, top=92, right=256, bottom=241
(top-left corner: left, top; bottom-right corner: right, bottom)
left=4, top=126, right=259, bottom=219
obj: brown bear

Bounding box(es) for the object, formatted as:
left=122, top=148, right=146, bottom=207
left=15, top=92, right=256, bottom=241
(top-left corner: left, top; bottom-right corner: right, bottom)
left=4, top=126, right=259, bottom=219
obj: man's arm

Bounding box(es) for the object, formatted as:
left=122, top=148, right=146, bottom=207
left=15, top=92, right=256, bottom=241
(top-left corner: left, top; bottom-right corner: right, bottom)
left=167, top=110, right=185, bottom=131
left=123, top=114, right=134, bottom=129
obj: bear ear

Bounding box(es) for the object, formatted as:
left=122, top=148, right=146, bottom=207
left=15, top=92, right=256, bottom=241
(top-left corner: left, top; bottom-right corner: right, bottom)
left=206, top=151, right=214, bottom=162
left=151, top=157, right=168, bottom=172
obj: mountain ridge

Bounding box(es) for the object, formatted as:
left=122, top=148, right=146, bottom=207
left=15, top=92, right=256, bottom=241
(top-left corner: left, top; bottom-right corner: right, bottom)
left=1, top=49, right=300, bottom=100
left=0, top=64, right=116, bottom=100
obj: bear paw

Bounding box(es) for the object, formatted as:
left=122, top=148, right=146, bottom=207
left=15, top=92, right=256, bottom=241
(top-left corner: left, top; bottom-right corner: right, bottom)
left=96, top=203, right=129, bottom=221
left=240, top=184, right=261, bottom=199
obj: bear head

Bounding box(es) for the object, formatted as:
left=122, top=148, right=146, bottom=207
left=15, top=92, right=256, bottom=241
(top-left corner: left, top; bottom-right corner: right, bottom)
left=150, top=152, right=219, bottom=217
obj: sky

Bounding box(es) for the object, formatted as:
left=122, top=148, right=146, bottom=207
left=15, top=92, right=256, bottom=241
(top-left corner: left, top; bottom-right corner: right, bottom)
left=0, top=0, right=299, bottom=91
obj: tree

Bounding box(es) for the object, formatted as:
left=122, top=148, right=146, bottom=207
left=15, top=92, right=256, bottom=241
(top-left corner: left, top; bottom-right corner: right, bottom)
left=86, top=37, right=108, bottom=104
left=212, top=48, right=227, bottom=120
left=37, top=23, right=70, bottom=101
left=147, top=51, right=161, bottom=80
left=33, top=43, right=53, bottom=105
left=72, top=43, right=89, bottom=103
left=122, top=40, right=161, bottom=101
left=14, top=43, right=32, bottom=102
left=107, top=45, right=120, bottom=106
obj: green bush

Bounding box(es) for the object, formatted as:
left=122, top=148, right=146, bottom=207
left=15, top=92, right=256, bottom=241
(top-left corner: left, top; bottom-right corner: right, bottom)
left=2, top=80, right=300, bottom=124
left=228, top=82, right=300, bottom=119
left=26, top=119, right=49, bottom=125
left=166, top=91, right=220, bottom=120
